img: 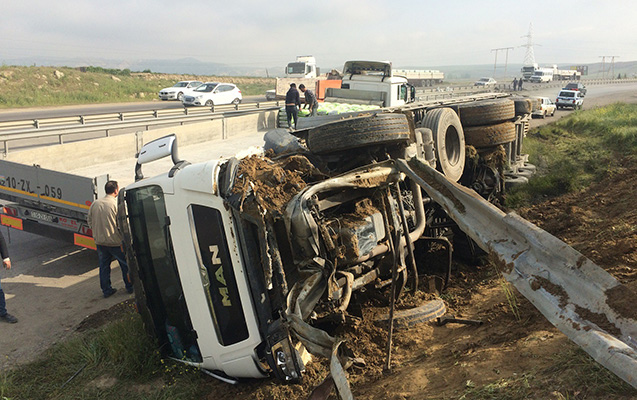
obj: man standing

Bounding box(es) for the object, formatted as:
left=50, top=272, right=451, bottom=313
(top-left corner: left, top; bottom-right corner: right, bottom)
left=518, top=78, right=523, bottom=91
left=299, top=84, right=319, bottom=117
left=88, top=180, right=132, bottom=298
left=0, top=230, right=17, bottom=323
left=285, top=83, right=301, bottom=130
left=512, top=78, right=518, bottom=91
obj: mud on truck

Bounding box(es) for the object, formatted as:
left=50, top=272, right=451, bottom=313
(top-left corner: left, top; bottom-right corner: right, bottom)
left=118, top=94, right=637, bottom=397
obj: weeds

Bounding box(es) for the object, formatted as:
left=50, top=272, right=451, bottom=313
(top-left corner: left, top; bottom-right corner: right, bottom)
left=0, top=65, right=274, bottom=108
left=0, top=310, right=203, bottom=400
left=505, top=103, right=637, bottom=208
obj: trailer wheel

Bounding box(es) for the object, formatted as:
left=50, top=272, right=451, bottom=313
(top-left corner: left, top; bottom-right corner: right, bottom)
left=511, top=97, right=532, bottom=115
left=457, top=99, right=515, bottom=126
left=420, top=107, right=465, bottom=182
left=463, top=122, right=516, bottom=148
left=306, top=113, right=410, bottom=154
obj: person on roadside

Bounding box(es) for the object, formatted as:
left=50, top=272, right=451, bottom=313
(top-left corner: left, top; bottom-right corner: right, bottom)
left=87, top=180, right=133, bottom=298
left=0, top=230, right=17, bottom=323
left=285, top=83, right=301, bottom=130
left=518, top=78, right=523, bottom=91
left=512, top=78, right=518, bottom=91
left=299, top=84, right=319, bottom=117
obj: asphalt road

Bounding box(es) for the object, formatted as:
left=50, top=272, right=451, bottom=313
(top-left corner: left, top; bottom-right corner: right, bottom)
left=0, top=95, right=268, bottom=122
left=1, top=81, right=636, bottom=371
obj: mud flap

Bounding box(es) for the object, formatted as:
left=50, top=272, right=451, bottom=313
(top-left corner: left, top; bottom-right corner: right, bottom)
left=395, top=157, right=637, bottom=389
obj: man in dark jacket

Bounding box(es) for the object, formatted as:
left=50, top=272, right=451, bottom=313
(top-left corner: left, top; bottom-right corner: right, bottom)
left=285, top=83, right=301, bottom=130
left=0, top=231, right=17, bottom=323
left=299, top=84, right=319, bottom=116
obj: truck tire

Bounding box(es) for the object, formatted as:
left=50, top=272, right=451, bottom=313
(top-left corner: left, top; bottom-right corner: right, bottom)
left=505, top=175, right=529, bottom=190
left=457, top=99, right=515, bottom=126
left=420, top=108, right=465, bottom=182
left=511, top=97, right=532, bottom=115
left=463, top=122, right=516, bottom=148
left=306, top=113, right=410, bottom=154
left=375, top=299, right=446, bottom=330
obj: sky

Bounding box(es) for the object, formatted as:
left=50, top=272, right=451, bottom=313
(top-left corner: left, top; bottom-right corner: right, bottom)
left=2, top=0, right=636, bottom=70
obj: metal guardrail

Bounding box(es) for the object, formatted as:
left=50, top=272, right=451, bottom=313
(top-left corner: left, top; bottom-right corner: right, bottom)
left=0, top=101, right=283, bottom=154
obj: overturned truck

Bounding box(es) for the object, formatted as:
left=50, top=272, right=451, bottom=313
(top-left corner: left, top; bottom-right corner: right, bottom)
left=118, top=99, right=637, bottom=396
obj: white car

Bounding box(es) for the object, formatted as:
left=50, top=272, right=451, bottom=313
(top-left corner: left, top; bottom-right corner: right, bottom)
left=474, top=77, right=497, bottom=86
left=556, top=90, right=584, bottom=110
left=159, top=81, right=203, bottom=101
left=532, top=97, right=556, bottom=118
left=182, top=82, right=242, bottom=107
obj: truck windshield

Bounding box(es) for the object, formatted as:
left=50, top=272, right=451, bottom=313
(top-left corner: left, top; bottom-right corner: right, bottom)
left=286, top=62, right=306, bottom=75
left=125, top=185, right=202, bottom=362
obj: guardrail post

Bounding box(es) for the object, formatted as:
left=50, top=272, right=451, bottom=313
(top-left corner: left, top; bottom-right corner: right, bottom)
left=153, top=110, right=158, bottom=118
left=59, top=134, right=64, bottom=144
left=34, top=120, right=39, bottom=129
left=184, top=107, right=188, bottom=115
left=80, top=116, right=85, bottom=124
left=119, top=113, right=124, bottom=121
left=211, top=105, right=215, bottom=113
left=3, top=141, right=8, bottom=155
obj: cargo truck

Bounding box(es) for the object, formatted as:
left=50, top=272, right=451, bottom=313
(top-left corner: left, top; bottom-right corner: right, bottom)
left=119, top=105, right=637, bottom=396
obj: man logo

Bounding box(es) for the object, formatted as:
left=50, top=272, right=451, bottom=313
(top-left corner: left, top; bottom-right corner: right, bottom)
left=210, top=245, right=231, bottom=306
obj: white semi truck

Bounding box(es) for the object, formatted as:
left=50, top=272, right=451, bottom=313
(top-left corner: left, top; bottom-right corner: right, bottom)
left=117, top=67, right=637, bottom=394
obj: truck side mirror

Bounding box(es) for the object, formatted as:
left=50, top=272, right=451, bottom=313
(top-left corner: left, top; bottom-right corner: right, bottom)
left=135, top=134, right=186, bottom=181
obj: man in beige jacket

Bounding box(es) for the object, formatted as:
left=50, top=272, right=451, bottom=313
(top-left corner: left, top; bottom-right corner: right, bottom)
left=88, top=180, right=132, bottom=298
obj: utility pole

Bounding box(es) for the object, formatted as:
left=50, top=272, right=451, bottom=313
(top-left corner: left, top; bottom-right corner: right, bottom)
left=599, top=56, right=620, bottom=79
left=491, top=47, right=514, bottom=78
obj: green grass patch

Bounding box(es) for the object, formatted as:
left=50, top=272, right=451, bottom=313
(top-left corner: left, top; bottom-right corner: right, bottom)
left=0, top=66, right=275, bottom=108
left=0, top=308, right=205, bottom=400
left=506, top=103, right=637, bottom=208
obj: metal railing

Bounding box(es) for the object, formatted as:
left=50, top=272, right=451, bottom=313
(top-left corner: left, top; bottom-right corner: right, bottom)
left=0, top=101, right=283, bottom=154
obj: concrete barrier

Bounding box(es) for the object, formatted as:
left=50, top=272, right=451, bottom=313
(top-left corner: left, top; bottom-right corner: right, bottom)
left=4, top=110, right=278, bottom=173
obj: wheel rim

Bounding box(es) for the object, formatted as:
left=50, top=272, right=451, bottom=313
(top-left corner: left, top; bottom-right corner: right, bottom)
left=178, top=92, right=183, bottom=101
left=206, top=100, right=213, bottom=106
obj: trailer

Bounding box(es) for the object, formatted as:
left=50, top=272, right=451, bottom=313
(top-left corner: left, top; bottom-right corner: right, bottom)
left=0, top=160, right=106, bottom=249
left=393, top=68, right=444, bottom=86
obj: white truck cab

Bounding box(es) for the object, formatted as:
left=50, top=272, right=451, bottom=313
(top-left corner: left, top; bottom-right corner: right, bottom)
left=119, top=136, right=276, bottom=381
left=326, top=60, right=416, bottom=108
left=285, top=55, right=318, bottom=79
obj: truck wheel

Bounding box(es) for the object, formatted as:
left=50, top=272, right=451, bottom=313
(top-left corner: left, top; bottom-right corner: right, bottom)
left=375, top=299, right=446, bottom=330
left=420, top=107, right=465, bottom=182
left=511, top=97, right=532, bottom=115
left=463, top=122, right=516, bottom=148
left=306, top=113, right=410, bottom=154
left=457, top=99, right=515, bottom=126
left=505, top=175, right=529, bottom=190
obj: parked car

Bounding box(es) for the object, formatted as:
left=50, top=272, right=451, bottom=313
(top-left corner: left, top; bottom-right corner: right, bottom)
left=556, top=90, right=584, bottom=110
left=532, top=97, right=556, bottom=118
left=474, top=77, right=497, bottom=86
left=182, top=82, right=242, bottom=107
left=159, top=81, right=203, bottom=101
left=562, top=82, right=587, bottom=96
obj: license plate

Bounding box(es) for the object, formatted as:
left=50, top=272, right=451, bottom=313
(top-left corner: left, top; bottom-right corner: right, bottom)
left=29, top=210, right=55, bottom=223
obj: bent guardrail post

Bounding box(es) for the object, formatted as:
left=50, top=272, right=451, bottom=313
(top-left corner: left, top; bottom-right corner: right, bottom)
left=395, top=157, right=637, bottom=389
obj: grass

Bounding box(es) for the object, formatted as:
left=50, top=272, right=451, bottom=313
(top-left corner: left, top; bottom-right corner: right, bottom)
left=457, top=344, right=637, bottom=400
left=0, top=65, right=274, bottom=108
left=505, top=103, right=637, bottom=208
left=0, top=307, right=205, bottom=400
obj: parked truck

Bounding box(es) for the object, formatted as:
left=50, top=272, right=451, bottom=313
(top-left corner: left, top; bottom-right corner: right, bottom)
left=266, top=56, right=342, bottom=101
